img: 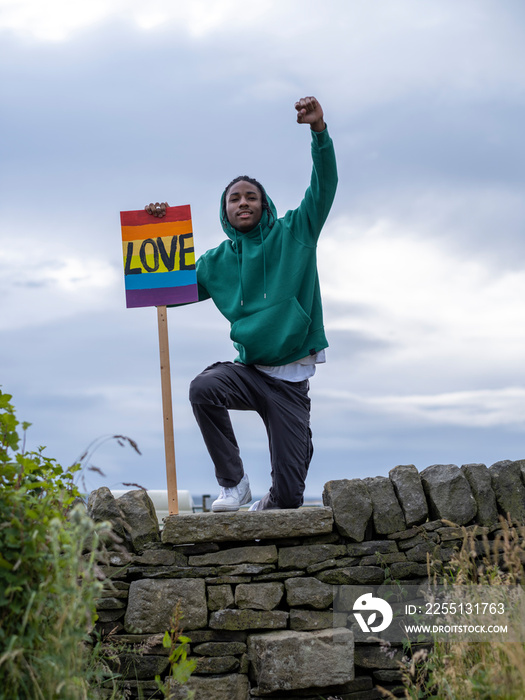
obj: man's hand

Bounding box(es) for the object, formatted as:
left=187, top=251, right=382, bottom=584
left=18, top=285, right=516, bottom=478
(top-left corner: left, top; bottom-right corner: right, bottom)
left=144, top=202, right=169, bottom=218
left=295, top=96, right=325, bottom=133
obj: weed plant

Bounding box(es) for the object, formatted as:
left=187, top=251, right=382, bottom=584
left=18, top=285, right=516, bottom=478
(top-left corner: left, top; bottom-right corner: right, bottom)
left=0, top=389, right=116, bottom=699
left=388, top=518, right=525, bottom=700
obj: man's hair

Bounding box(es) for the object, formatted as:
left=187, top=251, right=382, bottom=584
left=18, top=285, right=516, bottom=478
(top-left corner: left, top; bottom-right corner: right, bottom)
left=221, top=175, right=275, bottom=229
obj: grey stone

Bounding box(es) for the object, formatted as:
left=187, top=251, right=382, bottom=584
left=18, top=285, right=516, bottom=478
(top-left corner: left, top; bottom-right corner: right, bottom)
left=193, top=655, right=239, bottom=674
left=183, top=629, right=247, bottom=643
left=188, top=544, right=277, bottom=566
left=107, top=551, right=132, bottom=567
left=278, top=543, right=347, bottom=570
left=192, top=641, right=247, bottom=656
left=397, top=532, right=438, bottom=550
left=354, top=644, right=405, bottom=670
left=461, top=463, right=499, bottom=526
left=124, top=579, right=207, bottom=633
left=216, top=563, right=275, bottom=576
left=108, top=653, right=168, bottom=680
left=405, top=542, right=441, bottom=562
left=96, top=597, right=126, bottom=610
left=235, top=582, right=284, bottom=610
left=162, top=508, right=333, bottom=544
left=167, top=672, right=250, bottom=700
left=420, top=464, right=477, bottom=525
left=96, top=609, right=125, bottom=622
left=207, top=584, right=234, bottom=611
left=436, top=526, right=466, bottom=541
left=373, top=669, right=404, bottom=682
left=389, top=464, right=428, bottom=526
left=389, top=561, right=428, bottom=579
left=209, top=609, right=288, bottom=630
left=248, top=628, right=354, bottom=694
left=359, top=552, right=406, bottom=566
left=116, top=490, right=160, bottom=551
left=285, top=577, right=334, bottom=609
left=289, top=609, right=347, bottom=630
left=323, top=479, right=373, bottom=542
left=364, top=476, right=406, bottom=534
left=489, top=460, right=525, bottom=522
left=518, top=459, right=525, bottom=486
left=205, top=575, right=251, bottom=585
left=99, top=581, right=129, bottom=599
left=132, top=549, right=188, bottom=567
left=87, top=486, right=130, bottom=544
left=252, top=570, right=306, bottom=582
left=317, top=566, right=384, bottom=585
left=347, top=540, right=398, bottom=557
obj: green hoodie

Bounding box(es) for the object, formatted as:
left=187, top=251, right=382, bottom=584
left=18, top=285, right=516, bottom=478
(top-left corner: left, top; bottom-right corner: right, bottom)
left=195, top=127, right=337, bottom=366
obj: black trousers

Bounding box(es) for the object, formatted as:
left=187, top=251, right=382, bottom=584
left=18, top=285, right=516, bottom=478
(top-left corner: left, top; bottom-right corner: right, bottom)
left=189, top=361, right=313, bottom=509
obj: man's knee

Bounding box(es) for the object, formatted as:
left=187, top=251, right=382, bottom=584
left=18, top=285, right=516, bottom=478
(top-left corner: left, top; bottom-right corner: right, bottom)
left=189, top=371, right=214, bottom=405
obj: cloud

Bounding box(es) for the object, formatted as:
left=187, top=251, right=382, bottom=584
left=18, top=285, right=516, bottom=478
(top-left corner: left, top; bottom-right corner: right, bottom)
left=0, top=242, right=120, bottom=330
left=319, top=213, right=525, bottom=387
left=319, top=386, right=525, bottom=430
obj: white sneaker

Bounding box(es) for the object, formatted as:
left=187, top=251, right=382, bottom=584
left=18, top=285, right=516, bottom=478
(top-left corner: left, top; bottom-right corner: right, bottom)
left=249, top=500, right=261, bottom=511
left=212, top=474, right=252, bottom=512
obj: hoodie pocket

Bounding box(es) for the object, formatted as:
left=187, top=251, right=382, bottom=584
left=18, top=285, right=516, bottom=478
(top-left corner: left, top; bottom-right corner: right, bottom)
left=230, top=297, right=311, bottom=365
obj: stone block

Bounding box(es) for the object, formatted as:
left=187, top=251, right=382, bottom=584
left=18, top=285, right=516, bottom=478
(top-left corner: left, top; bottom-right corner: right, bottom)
left=162, top=508, right=333, bottom=544
left=193, top=655, right=239, bottom=674
left=364, top=476, right=405, bottom=534
left=317, top=566, right=384, bottom=585
left=192, top=641, right=246, bottom=656
left=116, top=490, right=160, bottom=551
left=489, top=460, right=525, bottom=522
left=124, top=579, right=207, bottom=634
left=108, top=653, right=168, bottom=680
left=278, top=543, right=347, bottom=570
left=87, top=486, right=130, bottom=544
left=248, top=628, right=354, bottom=694
left=389, top=464, right=428, bottom=526
left=461, top=463, right=498, bottom=526
left=207, top=584, right=234, bottom=611
left=167, top=672, right=250, bottom=700
left=235, top=582, right=284, bottom=610
left=420, top=464, right=477, bottom=525
left=347, top=540, right=398, bottom=557
left=285, top=577, right=334, bottom=609
left=188, top=544, right=277, bottom=567
left=209, top=609, right=288, bottom=630
left=289, top=609, right=347, bottom=630
left=323, top=479, right=373, bottom=542
left=405, top=542, right=441, bottom=562
left=132, top=549, right=188, bottom=567
left=354, top=644, right=405, bottom=670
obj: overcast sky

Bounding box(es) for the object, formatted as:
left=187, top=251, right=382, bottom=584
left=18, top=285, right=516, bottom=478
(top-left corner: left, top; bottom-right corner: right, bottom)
left=1, top=0, right=524, bottom=502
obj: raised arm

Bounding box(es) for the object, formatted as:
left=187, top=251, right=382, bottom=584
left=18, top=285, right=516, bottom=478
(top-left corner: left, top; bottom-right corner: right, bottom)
left=286, top=96, right=337, bottom=243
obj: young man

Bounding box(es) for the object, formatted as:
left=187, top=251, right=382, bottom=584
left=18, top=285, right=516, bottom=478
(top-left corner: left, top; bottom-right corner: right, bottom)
left=146, top=96, right=337, bottom=512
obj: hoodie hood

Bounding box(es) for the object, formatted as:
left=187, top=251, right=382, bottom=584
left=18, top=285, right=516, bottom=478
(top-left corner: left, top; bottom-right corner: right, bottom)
left=220, top=183, right=278, bottom=245
left=219, top=183, right=277, bottom=305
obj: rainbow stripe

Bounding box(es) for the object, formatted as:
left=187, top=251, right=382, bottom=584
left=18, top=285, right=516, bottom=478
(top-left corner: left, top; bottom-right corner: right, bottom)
left=120, top=205, right=198, bottom=308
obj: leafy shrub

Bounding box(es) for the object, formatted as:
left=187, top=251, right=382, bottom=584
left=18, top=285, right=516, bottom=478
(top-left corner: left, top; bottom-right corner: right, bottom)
left=0, top=389, right=112, bottom=699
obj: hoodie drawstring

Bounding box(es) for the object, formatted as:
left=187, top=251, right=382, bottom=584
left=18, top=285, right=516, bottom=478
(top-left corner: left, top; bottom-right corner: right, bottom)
left=260, top=223, right=267, bottom=300
left=233, top=224, right=267, bottom=307
left=233, top=230, right=245, bottom=306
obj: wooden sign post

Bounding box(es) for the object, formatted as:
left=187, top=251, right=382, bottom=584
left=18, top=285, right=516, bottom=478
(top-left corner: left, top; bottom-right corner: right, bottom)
left=120, top=205, right=199, bottom=515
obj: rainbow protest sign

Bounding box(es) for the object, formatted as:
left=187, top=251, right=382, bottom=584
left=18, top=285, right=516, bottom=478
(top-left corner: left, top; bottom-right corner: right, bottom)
left=120, top=205, right=198, bottom=308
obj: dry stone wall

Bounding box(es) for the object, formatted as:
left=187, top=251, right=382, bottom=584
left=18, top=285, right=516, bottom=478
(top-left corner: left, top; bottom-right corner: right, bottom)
left=88, top=458, right=525, bottom=700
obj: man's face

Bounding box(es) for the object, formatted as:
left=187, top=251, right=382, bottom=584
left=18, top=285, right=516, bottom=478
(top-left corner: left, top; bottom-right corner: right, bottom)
left=226, top=181, right=263, bottom=233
